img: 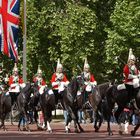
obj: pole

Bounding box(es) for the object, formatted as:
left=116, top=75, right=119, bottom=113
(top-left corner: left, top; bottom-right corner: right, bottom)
left=23, top=0, right=27, bottom=82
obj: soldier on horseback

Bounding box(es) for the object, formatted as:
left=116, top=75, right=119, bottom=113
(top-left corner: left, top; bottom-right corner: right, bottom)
left=51, top=58, right=69, bottom=105
left=33, top=65, right=46, bottom=94
left=123, top=48, right=140, bottom=101
left=9, top=63, right=24, bottom=103
left=83, top=58, right=97, bottom=95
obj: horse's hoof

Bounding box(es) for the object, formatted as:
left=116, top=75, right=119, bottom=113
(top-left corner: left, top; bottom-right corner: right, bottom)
left=94, top=127, right=99, bottom=132
left=65, top=130, right=69, bottom=133
left=3, top=128, right=7, bottom=132
left=131, top=130, right=135, bottom=136
left=47, top=129, right=52, bottom=133
left=18, top=128, right=21, bottom=131
left=119, top=130, right=123, bottom=135
left=80, top=128, right=84, bottom=133
left=124, top=131, right=128, bottom=134
left=109, top=132, right=113, bottom=136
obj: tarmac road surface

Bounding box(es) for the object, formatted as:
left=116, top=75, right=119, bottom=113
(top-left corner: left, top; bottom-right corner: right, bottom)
left=0, top=121, right=140, bottom=140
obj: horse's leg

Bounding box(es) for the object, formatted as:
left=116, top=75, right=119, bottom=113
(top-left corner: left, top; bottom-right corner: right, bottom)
left=94, top=111, right=101, bottom=132
left=94, top=111, right=98, bottom=131
left=18, top=113, right=23, bottom=131
left=65, top=113, right=71, bottom=133
left=0, top=114, right=6, bottom=131
left=34, top=109, right=40, bottom=130
left=124, top=121, right=129, bottom=134
left=115, top=106, right=124, bottom=135
left=0, top=104, right=7, bottom=131
left=75, top=109, right=84, bottom=132
left=22, top=109, right=30, bottom=132
left=67, top=106, right=79, bottom=133
left=46, top=110, right=52, bottom=133
left=107, top=119, right=113, bottom=135
left=131, top=123, right=140, bottom=136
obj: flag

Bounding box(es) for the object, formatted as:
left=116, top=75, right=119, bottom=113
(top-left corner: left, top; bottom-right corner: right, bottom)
left=0, top=0, right=20, bottom=61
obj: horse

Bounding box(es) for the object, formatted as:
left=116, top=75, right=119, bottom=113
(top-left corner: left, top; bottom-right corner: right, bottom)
left=130, top=88, right=140, bottom=136
left=39, top=87, right=55, bottom=133
left=0, top=90, right=12, bottom=130
left=28, top=83, right=56, bottom=132
left=93, top=82, right=111, bottom=133
left=16, top=82, right=34, bottom=131
left=62, top=75, right=87, bottom=133
left=104, top=79, right=140, bottom=135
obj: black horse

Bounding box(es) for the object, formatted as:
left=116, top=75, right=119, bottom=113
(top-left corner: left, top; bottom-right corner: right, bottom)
left=28, top=84, right=55, bottom=132
left=104, top=81, right=140, bottom=135
left=39, top=87, right=55, bottom=132
left=130, top=88, right=140, bottom=136
left=0, top=90, right=12, bottom=130
left=62, top=75, right=86, bottom=133
left=16, top=82, right=33, bottom=131
left=93, top=82, right=111, bottom=134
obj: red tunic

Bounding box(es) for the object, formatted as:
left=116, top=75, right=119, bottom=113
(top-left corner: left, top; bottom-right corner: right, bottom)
left=123, top=64, right=139, bottom=84
left=9, top=75, right=23, bottom=86
left=51, top=73, right=69, bottom=90
left=89, top=74, right=96, bottom=82
left=33, top=77, right=46, bottom=89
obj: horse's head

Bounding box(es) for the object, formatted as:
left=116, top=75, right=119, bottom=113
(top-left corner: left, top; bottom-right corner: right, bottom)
left=68, top=74, right=85, bottom=95
left=76, top=74, right=85, bottom=89
left=31, top=82, right=40, bottom=97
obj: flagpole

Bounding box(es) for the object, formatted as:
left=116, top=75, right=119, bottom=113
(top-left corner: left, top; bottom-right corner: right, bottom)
left=23, top=0, right=27, bottom=82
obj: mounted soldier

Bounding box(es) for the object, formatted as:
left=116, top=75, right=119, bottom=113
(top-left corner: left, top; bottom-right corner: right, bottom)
left=123, top=48, right=140, bottom=101
left=9, top=63, right=24, bottom=103
left=83, top=58, right=97, bottom=94
left=33, top=65, right=46, bottom=95
left=51, top=58, right=69, bottom=105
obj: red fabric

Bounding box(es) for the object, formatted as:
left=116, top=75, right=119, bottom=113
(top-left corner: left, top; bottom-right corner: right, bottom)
left=51, top=73, right=69, bottom=89
left=90, top=74, right=96, bottom=82
left=123, top=108, right=130, bottom=112
left=123, top=64, right=139, bottom=83
left=33, top=77, right=46, bottom=89
left=0, top=0, right=20, bottom=61
left=9, top=76, right=23, bottom=86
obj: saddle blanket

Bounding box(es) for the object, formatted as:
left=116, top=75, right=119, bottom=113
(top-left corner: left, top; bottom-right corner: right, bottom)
left=117, top=84, right=126, bottom=90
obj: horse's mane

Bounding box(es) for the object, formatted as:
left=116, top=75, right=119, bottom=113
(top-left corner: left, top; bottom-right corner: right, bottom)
left=21, top=83, right=31, bottom=94
left=68, top=77, right=79, bottom=95
left=97, top=82, right=110, bottom=98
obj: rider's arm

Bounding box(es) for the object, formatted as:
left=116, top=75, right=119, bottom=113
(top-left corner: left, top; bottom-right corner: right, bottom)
left=9, top=76, right=13, bottom=86
left=90, top=74, right=97, bottom=86
left=123, top=65, right=137, bottom=79
left=51, top=73, right=59, bottom=87
left=19, top=77, right=23, bottom=84
left=63, top=75, right=69, bottom=86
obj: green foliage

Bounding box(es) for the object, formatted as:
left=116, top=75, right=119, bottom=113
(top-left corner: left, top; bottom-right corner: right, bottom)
left=105, top=0, right=140, bottom=80
left=1, top=0, right=140, bottom=83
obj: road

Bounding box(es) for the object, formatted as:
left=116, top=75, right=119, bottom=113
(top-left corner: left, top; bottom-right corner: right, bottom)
left=0, top=121, right=140, bottom=140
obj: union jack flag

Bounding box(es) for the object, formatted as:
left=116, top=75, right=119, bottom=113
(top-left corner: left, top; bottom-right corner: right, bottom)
left=0, top=0, right=20, bottom=61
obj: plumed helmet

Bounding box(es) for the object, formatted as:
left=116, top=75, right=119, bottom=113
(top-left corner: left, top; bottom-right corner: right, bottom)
left=37, top=65, right=42, bottom=74
left=128, top=48, right=136, bottom=61
left=56, top=58, right=63, bottom=71
left=13, top=63, right=18, bottom=72
left=84, top=58, right=90, bottom=69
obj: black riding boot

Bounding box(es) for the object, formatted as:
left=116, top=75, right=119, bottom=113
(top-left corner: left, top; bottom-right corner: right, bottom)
left=125, top=84, right=134, bottom=101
